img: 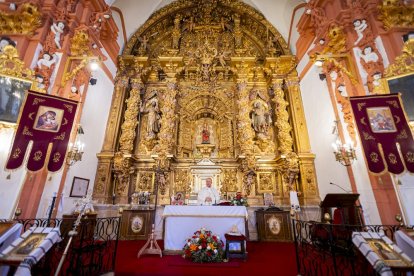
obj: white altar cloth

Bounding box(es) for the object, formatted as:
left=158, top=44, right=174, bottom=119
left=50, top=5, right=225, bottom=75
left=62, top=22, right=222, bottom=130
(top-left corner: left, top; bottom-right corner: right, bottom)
left=162, top=205, right=248, bottom=251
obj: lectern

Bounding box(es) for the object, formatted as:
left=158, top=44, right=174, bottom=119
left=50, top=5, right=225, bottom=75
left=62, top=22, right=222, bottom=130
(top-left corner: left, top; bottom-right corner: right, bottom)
left=320, top=193, right=363, bottom=225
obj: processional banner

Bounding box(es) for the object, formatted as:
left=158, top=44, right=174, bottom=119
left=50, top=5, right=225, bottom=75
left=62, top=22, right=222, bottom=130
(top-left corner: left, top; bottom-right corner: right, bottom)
left=6, top=91, right=78, bottom=172
left=350, top=94, right=414, bottom=174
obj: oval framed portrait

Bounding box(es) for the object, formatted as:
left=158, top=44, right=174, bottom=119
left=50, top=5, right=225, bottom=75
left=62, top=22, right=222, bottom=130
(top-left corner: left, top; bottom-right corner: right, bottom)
left=131, top=215, right=144, bottom=233
left=267, top=215, right=281, bottom=235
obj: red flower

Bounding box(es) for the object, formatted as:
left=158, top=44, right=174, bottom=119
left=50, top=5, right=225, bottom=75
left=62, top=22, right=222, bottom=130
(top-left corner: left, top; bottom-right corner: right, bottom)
left=207, top=251, right=212, bottom=256
left=192, top=236, right=196, bottom=238
left=202, top=242, right=206, bottom=248
left=207, top=233, right=211, bottom=237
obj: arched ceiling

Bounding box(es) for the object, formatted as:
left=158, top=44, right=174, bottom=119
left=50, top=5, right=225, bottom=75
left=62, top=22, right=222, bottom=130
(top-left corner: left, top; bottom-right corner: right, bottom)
left=112, top=0, right=305, bottom=52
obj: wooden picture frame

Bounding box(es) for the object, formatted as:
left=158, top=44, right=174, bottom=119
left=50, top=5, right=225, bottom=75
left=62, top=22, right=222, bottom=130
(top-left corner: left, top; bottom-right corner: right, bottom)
left=0, top=74, right=32, bottom=124
left=70, top=177, right=90, bottom=198
left=386, top=73, right=414, bottom=122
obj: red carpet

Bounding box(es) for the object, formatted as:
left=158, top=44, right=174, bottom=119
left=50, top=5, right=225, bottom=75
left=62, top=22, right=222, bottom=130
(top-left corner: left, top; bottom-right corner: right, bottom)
left=115, top=240, right=297, bottom=276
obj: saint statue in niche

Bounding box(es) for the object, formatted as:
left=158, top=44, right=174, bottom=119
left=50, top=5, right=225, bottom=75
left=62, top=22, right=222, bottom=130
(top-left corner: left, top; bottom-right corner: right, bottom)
left=141, top=92, right=161, bottom=139
left=250, top=100, right=272, bottom=136
left=202, top=123, right=210, bottom=144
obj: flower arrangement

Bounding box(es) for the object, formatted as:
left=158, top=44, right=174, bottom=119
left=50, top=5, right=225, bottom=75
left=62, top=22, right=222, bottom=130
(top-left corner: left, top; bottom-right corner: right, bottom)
left=231, top=192, right=248, bottom=206
left=183, top=227, right=224, bottom=263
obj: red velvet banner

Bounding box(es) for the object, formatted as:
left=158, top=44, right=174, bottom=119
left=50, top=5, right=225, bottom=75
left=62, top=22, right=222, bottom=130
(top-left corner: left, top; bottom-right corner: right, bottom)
left=6, top=91, right=78, bottom=172
left=350, top=94, right=414, bottom=174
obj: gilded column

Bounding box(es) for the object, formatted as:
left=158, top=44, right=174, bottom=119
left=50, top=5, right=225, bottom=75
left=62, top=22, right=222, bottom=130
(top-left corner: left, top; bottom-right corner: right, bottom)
left=156, top=78, right=178, bottom=167
left=285, top=75, right=319, bottom=204
left=271, top=79, right=293, bottom=156
left=102, top=76, right=129, bottom=152
left=118, top=78, right=143, bottom=153
left=236, top=79, right=255, bottom=171
left=113, top=77, right=144, bottom=203
left=93, top=75, right=129, bottom=203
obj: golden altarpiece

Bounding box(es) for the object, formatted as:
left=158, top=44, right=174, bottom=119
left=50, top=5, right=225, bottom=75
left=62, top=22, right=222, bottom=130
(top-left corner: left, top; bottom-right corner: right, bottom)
left=92, top=0, right=319, bottom=207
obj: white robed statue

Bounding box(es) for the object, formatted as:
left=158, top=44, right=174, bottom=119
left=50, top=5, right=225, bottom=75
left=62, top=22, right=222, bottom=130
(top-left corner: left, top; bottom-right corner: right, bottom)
left=197, top=178, right=220, bottom=205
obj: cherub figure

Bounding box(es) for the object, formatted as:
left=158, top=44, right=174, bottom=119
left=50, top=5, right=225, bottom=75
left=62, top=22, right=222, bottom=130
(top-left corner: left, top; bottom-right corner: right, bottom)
left=50, top=21, right=65, bottom=49
left=37, top=52, right=58, bottom=69
left=353, top=19, right=368, bottom=45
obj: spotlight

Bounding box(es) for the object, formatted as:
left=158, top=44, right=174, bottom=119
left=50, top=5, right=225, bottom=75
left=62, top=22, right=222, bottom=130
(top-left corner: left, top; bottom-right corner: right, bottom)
left=89, top=60, right=99, bottom=71
left=89, top=77, right=97, bottom=85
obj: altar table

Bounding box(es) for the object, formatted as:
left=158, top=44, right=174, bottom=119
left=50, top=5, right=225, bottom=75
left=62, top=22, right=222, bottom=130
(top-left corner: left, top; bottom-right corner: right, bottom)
left=162, top=205, right=248, bottom=251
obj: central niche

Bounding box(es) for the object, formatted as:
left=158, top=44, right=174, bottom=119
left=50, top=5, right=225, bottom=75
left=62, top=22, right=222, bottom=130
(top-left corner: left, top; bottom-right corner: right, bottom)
left=177, top=90, right=237, bottom=159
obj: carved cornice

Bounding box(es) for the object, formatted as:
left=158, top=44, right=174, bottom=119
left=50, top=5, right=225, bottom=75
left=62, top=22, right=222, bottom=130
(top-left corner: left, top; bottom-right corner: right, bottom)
left=265, top=56, right=297, bottom=77
left=0, top=3, right=42, bottom=36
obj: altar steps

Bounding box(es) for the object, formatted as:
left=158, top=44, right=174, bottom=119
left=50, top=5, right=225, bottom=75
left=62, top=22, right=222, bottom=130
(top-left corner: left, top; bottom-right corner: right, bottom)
left=115, top=240, right=297, bottom=276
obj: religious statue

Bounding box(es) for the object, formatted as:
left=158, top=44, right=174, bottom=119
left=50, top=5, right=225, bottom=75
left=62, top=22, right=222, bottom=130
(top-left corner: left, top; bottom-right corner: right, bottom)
left=250, top=100, right=272, bottom=136
left=201, top=123, right=210, bottom=144
left=141, top=92, right=162, bottom=139
left=353, top=19, right=368, bottom=45
left=50, top=21, right=65, bottom=49
left=243, top=170, right=256, bottom=196
left=360, top=46, right=379, bottom=63
left=37, top=52, right=58, bottom=69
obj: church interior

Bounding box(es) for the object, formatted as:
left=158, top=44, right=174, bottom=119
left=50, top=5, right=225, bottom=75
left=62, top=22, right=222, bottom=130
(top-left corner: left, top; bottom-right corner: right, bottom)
left=0, top=0, right=414, bottom=275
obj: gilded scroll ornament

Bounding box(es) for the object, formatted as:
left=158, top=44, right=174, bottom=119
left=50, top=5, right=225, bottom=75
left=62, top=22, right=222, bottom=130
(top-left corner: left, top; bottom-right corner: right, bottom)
left=0, top=45, right=34, bottom=79
left=174, top=169, right=190, bottom=193
left=70, top=29, right=92, bottom=56
left=0, top=3, right=42, bottom=36
left=221, top=169, right=238, bottom=193
left=384, top=38, right=414, bottom=78
left=379, top=1, right=414, bottom=31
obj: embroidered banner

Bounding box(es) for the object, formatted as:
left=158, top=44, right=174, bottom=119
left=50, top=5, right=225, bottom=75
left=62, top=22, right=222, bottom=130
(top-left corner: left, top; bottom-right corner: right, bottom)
left=6, top=91, right=78, bottom=172
left=350, top=94, right=414, bottom=174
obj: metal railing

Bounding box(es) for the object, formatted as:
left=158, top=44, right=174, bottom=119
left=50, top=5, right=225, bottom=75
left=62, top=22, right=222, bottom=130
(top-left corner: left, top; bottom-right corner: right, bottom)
left=292, top=219, right=413, bottom=276
left=0, top=217, right=120, bottom=275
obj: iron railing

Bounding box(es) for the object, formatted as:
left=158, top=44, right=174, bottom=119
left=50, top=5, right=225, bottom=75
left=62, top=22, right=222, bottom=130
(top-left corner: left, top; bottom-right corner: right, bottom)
left=292, top=220, right=414, bottom=276
left=0, top=216, right=120, bottom=275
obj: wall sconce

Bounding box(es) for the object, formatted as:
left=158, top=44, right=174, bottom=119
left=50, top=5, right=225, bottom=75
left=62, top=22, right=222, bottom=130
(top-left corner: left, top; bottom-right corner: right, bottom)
left=331, top=120, right=356, bottom=166
left=66, top=125, right=85, bottom=166
left=332, top=139, right=356, bottom=166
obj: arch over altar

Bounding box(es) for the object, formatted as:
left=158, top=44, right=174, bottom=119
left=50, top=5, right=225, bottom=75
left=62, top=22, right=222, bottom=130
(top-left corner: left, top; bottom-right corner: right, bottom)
left=93, top=0, right=320, bottom=207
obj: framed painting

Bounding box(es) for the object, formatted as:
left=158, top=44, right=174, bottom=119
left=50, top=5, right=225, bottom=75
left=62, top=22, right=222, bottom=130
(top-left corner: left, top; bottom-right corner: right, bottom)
left=32, top=105, right=64, bottom=133
left=387, top=73, right=414, bottom=122
left=1, top=233, right=48, bottom=262
left=353, top=232, right=414, bottom=272
left=366, top=106, right=397, bottom=133
left=263, top=193, right=274, bottom=206
left=70, top=177, right=90, bottom=198
left=0, top=74, right=32, bottom=124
